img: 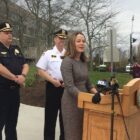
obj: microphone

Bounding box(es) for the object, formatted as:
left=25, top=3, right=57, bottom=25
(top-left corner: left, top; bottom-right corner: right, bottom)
left=96, top=79, right=110, bottom=93
left=109, top=76, right=119, bottom=94
left=92, top=91, right=101, bottom=104
left=92, top=79, right=109, bottom=104
left=92, top=77, right=119, bottom=104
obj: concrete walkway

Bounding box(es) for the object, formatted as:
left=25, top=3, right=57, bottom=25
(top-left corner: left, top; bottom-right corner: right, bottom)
left=3, top=104, right=60, bottom=140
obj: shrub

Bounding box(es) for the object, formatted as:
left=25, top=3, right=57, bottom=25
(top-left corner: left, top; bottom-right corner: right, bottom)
left=25, top=64, right=37, bottom=87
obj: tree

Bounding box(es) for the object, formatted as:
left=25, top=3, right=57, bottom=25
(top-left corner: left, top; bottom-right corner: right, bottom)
left=23, top=0, right=70, bottom=49
left=4, top=0, right=70, bottom=59
left=24, top=0, right=45, bottom=40
left=41, top=0, right=70, bottom=47
left=68, top=0, right=118, bottom=69
left=23, top=0, right=51, bottom=59
left=0, top=0, right=19, bottom=19
left=12, top=6, right=30, bottom=49
left=1, top=0, right=10, bottom=19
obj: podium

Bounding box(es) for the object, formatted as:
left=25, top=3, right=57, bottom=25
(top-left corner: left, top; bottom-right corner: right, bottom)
left=78, top=78, right=140, bottom=140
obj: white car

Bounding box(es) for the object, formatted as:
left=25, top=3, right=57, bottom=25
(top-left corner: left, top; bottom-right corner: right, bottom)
left=125, top=64, right=132, bottom=72
left=98, top=64, right=107, bottom=71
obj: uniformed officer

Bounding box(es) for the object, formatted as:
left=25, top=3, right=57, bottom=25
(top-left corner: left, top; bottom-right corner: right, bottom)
left=36, top=29, right=68, bottom=140
left=0, top=21, right=29, bottom=140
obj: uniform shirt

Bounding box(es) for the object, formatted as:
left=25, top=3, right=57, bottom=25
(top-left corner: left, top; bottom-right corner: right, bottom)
left=0, top=42, right=26, bottom=86
left=36, top=46, right=65, bottom=81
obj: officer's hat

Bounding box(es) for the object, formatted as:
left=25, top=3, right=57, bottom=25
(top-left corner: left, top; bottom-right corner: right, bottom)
left=0, top=22, right=12, bottom=32
left=53, top=29, right=68, bottom=39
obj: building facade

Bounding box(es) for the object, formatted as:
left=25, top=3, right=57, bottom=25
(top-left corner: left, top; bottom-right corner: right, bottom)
left=0, top=0, right=48, bottom=61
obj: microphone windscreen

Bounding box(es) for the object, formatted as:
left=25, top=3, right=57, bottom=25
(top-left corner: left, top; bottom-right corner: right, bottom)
left=92, top=92, right=101, bottom=104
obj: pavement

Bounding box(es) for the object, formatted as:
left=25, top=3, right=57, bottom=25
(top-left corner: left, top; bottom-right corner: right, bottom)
left=2, top=104, right=60, bottom=140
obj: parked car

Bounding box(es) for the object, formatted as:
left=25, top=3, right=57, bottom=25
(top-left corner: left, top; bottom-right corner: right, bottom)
left=125, top=64, right=132, bottom=72
left=97, top=64, right=107, bottom=72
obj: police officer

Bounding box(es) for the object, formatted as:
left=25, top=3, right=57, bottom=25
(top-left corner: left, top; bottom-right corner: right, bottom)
left=36, top=29, right=67, bottom=140
left=0, top=21, right=29, bottom=140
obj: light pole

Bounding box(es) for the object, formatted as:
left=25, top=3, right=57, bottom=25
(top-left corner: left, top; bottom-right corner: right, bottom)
left=130, top=15, right=134, bottom=64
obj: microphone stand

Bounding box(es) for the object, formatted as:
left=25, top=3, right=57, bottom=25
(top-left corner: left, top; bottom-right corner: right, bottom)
left=110, top=85, right=118, bottom=140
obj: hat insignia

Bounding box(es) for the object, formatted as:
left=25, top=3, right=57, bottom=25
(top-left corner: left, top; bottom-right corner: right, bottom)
left=5, top=23, right=10, bottom=28
left=62, top=30, right=65, bottom=35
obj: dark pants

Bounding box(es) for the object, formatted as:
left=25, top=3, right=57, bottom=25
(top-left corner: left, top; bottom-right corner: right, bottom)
left=0, top=88, right=20, bottom=140
left=44, top=82, right=64, bottom=140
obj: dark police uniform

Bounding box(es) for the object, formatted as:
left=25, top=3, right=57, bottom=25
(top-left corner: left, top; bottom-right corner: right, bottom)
left=0, top=42, right=26, bottom=140
left=36, top=29, right=67, bottom=140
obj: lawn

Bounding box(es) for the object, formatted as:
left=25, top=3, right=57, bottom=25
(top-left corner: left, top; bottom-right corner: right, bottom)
left=25, top=65, right=133, bottom=88
left=22, top=65, right=133, bottom=107
left=89, top=71, right=133, bottom=88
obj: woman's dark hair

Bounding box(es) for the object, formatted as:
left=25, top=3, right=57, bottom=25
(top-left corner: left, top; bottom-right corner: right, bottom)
left=65, top=31, right=87, bottom=62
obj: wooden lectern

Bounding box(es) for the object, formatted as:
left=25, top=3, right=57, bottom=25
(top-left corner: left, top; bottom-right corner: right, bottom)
left=78, top=78, right=140, bottom=140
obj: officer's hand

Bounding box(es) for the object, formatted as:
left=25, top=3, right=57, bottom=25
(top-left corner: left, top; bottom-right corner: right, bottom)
left=61, top=82, right=64, bottom=88
left=52, top=79, right=62, bottom=87
left=16, top=75, right=25, bottom=85
left=13, top=75, right=18, bottom=83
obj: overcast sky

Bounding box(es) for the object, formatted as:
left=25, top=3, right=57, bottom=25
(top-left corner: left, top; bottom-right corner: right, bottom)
left=115, top=0, right=140, bottom=35
left=18, top=0, right=140, bottom=35
left=65, top=0, right=140, bottom=35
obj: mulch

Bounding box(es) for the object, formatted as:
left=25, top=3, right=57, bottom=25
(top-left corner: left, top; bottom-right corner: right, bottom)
left=20, top=80, right=45, bottom=107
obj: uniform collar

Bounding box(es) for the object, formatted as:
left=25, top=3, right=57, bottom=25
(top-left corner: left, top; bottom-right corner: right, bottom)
left=0, top=41, right=10, bottom=50
left=53, top=46, right=65, bottom=55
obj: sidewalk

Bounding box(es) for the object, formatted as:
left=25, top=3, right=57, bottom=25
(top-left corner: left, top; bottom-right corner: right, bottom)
left=3, top=104, right=60, bottom=140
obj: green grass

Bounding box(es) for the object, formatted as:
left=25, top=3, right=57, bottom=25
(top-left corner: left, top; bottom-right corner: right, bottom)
left=25, top=65, right=133, bottom=88
left=25, top=64, right=37, bottom=87
left=89, top=71, right=133, bottom=88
